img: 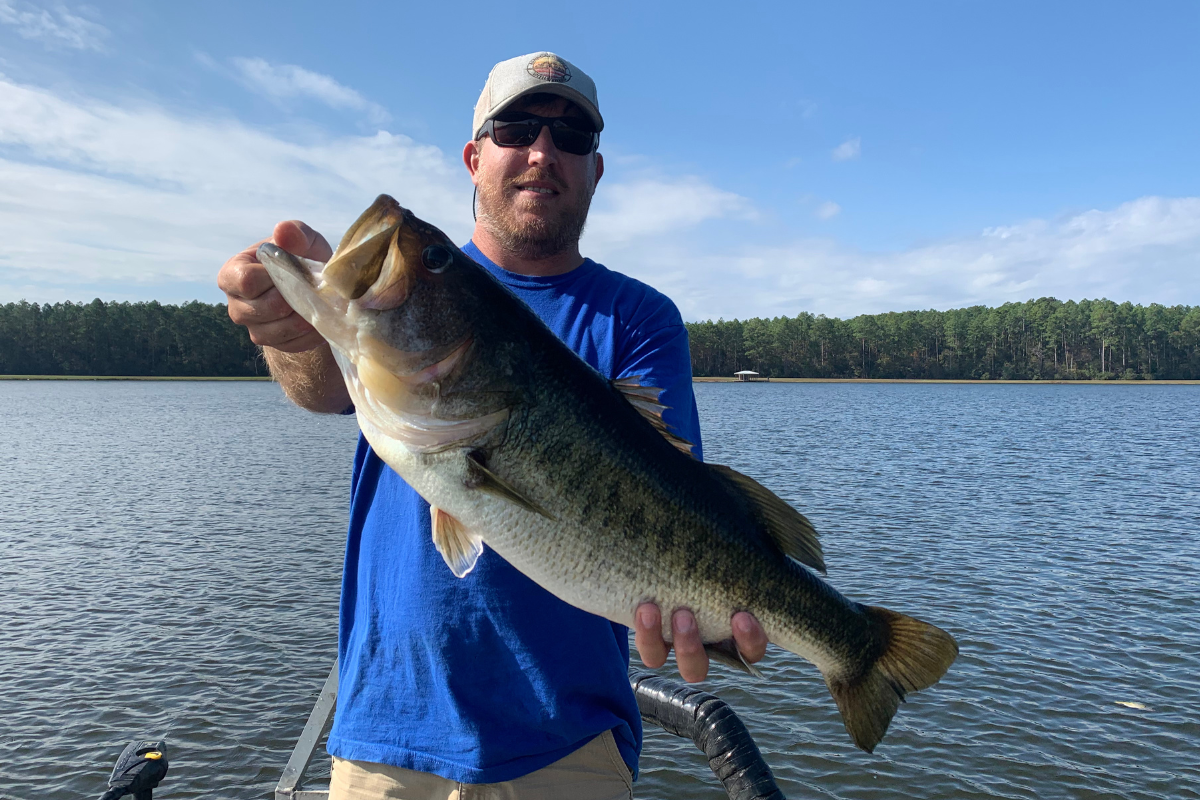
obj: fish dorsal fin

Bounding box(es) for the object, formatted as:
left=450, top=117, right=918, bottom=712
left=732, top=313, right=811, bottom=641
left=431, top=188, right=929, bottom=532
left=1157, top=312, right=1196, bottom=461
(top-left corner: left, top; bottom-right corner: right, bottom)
left=709, top=464, right=826, bottom=573
left=465, top=451, right=554, bottom=519
left=430, top=505, right=484, bottom=578
left=612, top=377, right=696, bottom=458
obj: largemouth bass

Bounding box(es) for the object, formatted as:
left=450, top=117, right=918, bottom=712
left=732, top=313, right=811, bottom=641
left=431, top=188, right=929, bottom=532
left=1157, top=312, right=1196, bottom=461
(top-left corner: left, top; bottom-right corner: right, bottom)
left=258, top=194, right=958, bottom=752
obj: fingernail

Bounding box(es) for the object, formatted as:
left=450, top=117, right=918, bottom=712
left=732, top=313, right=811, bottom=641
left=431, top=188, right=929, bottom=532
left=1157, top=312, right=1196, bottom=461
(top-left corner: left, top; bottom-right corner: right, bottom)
left=637, top=607, right=655, bottom=629
left=674, top=611, right=695, bottom=634
left=733, top=614, right=752, bottom=635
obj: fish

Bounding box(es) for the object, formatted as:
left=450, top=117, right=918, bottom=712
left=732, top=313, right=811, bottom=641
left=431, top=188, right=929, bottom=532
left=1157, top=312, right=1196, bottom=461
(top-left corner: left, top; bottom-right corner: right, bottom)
left=257, top=194, right=959, bottom=752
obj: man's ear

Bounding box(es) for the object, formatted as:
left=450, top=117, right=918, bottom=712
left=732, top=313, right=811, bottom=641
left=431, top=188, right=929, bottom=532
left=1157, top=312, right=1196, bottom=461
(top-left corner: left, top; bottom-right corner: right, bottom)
left=463, top=139, right=482, bottom=180
left=593, top=151, right=604, bottom=186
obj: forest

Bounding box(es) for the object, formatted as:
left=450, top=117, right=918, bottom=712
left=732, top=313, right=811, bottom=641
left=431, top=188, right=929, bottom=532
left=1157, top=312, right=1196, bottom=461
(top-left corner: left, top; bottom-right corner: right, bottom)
left=1, top=297, right=1198, bottom=380
left=689, top=298, right=1200, bottom=380
left=0, top=299, right=263, bottom=377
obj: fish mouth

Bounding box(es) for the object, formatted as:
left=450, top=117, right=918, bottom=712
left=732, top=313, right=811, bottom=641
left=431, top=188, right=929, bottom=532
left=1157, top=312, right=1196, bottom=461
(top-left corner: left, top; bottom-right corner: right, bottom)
left=257, top=242, right=325, bottom=286
left=257, top=196, right=473, bottom=409
left=256, top=242, right=357, bottom=353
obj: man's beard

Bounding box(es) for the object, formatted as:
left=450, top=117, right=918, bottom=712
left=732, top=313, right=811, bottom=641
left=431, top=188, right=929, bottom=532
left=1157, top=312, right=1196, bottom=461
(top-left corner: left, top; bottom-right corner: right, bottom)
left=476, top=169, right=593, bottom=261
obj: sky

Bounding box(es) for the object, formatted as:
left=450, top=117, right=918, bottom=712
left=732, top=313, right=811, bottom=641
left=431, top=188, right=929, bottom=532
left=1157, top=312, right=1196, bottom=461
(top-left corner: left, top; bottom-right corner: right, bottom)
left=0, top=0, right=1197, bottom=321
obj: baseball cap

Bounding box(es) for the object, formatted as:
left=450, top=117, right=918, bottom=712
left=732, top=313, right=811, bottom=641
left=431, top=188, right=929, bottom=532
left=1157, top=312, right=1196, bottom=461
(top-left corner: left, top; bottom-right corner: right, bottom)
left=472, top=52, right=604, bottom=141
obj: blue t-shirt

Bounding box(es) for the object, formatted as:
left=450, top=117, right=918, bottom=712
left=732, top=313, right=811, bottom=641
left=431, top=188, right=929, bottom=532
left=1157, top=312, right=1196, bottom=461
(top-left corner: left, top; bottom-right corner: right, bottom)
left=325, top=241, right=703, bottom=784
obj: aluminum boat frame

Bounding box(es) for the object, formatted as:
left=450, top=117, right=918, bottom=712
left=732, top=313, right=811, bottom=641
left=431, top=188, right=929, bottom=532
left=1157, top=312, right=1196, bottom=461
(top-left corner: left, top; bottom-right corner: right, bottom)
left=275, top=662, right=786, bottom=800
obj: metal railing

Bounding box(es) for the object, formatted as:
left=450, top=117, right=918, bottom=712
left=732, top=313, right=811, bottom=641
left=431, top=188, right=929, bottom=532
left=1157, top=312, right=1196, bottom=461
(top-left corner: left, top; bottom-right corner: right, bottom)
left=274, top=663, right=338, bottom=800
left=275, top=662, right=784, bottom=799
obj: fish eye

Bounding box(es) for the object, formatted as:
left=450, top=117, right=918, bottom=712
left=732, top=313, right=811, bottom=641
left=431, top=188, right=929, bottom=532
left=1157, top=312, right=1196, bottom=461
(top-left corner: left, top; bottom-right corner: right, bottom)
left=421, top=245, right=453, bottom=273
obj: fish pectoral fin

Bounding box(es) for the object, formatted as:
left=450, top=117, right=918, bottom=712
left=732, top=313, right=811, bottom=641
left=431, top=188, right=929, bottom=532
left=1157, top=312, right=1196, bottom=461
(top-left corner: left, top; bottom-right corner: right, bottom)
left=465, top=451, right=554, bottom=519
left=704, top=639, right=765, bottom=678
left=708, top=464, right=826, bottom=573
left=430, top=505, right=484, bottom=578
left=612, top=376, right=696, bottom=458
left=825, top=606, right=959, bottom=752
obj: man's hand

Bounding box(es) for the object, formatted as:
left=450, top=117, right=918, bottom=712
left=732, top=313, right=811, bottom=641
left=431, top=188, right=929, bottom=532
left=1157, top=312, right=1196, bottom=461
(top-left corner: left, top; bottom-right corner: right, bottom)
left=633, top=603, right=768, bottom=683
left=219, top=220, right=350, bottom=414
left=218, top=221, right=333, bottom=352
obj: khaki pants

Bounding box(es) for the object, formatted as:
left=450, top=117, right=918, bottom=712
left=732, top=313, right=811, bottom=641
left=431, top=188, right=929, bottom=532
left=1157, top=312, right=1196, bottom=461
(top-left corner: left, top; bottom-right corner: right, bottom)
left=329, top=730, right=634, bottom=800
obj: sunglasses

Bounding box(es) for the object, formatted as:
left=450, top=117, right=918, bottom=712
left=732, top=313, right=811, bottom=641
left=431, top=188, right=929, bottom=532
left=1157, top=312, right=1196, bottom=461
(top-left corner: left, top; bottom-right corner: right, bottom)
left=480, top=112, right=599, bottom=156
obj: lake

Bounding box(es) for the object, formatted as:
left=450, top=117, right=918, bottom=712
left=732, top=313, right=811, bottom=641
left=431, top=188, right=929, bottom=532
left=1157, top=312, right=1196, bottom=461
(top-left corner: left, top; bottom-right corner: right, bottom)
left=2, top=380, right=1197, bottom=799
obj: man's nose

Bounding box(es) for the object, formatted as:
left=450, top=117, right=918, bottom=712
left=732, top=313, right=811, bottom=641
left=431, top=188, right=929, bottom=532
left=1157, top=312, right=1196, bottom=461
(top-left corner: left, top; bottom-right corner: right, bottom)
left=526, top=125, right=559, bottom=167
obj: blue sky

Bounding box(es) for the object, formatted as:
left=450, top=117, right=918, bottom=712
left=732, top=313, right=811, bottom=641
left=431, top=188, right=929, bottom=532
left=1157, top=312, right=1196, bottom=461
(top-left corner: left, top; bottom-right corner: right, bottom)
left=1, top=0, right=1197, bottom=320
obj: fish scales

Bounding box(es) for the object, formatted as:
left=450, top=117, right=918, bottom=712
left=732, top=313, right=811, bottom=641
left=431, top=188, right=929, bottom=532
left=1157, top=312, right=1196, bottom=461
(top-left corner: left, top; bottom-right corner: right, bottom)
left=483, top=349, right=873, bottom=671
left=257, top=194, right=959, bottom=752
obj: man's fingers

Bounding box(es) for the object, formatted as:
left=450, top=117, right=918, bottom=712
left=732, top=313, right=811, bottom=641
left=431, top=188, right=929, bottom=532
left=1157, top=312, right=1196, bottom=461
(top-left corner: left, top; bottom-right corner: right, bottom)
left=265, top=328, right=327, bottom=354
left=633, top=603, right=668, bottom=669
left=732, top=611, right=768, bottom=664
left=227, top=285, right=301, bottom=327
left=217, top=240, right=272, bottom=301
left=227, top=285, right=321, bottom=352
left=672, top=609, right=708, bottom=683
left=218, top=222, right=330, bottom=354
left=274, top=220, right=333, bottom=262
left=243, top=312, right=320, bottom=350
left=635, top=607, right=762, bottom=682
left=220, top=221, right=329, bottom=307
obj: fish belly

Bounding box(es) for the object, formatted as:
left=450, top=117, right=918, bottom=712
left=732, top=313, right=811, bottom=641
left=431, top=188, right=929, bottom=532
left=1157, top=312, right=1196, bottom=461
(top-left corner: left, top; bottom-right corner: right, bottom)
left=361, top=411, right=853, bottom=675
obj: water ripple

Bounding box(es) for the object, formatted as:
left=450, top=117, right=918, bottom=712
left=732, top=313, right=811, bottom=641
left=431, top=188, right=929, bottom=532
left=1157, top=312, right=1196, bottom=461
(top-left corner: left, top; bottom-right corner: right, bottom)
left=2, top=381, right=1198, bottom=799
left=635, top=383, right=1200, bottom=800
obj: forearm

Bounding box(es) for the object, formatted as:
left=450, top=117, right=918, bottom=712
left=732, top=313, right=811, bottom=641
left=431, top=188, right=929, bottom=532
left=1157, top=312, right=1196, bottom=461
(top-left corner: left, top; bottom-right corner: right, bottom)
left=263, top=342, right=352, bottom=414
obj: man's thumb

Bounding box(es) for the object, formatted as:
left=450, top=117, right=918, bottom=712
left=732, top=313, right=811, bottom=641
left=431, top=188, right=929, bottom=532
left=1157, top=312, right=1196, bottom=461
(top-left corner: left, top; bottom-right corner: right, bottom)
left=272, top=220, right=333, bottom=262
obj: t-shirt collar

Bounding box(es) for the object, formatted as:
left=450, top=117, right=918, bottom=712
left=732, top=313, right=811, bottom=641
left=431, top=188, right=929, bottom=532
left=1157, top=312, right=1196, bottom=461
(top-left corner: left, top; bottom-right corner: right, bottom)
left=461, top=240, right=597, bottom=289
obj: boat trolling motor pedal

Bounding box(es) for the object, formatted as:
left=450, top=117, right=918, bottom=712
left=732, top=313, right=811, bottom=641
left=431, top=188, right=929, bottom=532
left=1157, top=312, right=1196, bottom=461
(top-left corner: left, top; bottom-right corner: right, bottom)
left=98, top=739, right=169, bottom=800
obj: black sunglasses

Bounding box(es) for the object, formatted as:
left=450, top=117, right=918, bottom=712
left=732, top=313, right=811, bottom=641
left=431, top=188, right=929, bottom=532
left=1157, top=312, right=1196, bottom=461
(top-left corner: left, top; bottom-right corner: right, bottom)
left=480, top=112, right=599, bottom=156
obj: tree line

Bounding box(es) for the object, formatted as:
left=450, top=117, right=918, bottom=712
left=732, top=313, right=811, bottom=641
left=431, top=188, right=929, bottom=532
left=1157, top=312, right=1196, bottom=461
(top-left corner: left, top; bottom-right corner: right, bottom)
left=2, top=297, right=1198, bottom=380
left=0, top=300, right=263, bottom=377
left=689, top=298, right=1200, bottom=380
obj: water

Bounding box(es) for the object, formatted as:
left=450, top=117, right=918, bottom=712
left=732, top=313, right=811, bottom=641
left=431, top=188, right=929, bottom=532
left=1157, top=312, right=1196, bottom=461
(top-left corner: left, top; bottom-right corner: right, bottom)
left=2, top=380, right=1197, bottom=799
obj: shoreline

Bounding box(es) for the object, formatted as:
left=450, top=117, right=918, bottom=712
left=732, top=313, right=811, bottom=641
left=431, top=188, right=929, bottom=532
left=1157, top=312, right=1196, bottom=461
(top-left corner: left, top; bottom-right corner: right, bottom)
left=3, top=375, right=1197, bottom=385
left=693, top=377, right=1200, bottom=385
left=0, top=375, right=272, bottom=381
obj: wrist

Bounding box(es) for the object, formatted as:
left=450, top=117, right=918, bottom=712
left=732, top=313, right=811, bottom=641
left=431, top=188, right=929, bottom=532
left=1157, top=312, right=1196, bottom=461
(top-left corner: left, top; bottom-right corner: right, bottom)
left=264, top=344, right=350, bottom=413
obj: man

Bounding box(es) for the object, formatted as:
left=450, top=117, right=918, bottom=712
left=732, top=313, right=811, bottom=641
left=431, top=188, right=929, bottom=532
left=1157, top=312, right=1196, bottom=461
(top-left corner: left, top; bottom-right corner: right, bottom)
left=218, top=52, right=766, bottom=799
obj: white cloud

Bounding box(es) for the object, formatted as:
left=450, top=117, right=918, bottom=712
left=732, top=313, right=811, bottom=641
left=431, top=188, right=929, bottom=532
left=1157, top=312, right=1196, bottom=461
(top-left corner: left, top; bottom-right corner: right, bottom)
left=1, top=77, right=1196, bottom=324
left=584, top=177, right=753, bottom=249
left=815, top=201, right=841, bottom=220
left=831, top=136, right=861, bottom=161
left=0, top=0, right=107, bottom=50
left=0, top=77, right=753, bottom=307
left=647, top=196, right=1200, bottom=321
left=0, top=76, right=466, bottom=301
left=230, top=57, right=389, bottom=125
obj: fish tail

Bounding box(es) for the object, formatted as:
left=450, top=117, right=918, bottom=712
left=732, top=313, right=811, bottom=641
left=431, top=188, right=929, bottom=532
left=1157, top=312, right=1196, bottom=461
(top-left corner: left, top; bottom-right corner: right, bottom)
left=824, top=606, right=958, bottom=752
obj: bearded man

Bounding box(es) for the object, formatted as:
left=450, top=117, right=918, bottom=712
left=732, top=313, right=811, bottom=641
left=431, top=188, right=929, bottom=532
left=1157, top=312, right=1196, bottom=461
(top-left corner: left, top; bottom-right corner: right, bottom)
left=218, top=52, right=766, bottom=799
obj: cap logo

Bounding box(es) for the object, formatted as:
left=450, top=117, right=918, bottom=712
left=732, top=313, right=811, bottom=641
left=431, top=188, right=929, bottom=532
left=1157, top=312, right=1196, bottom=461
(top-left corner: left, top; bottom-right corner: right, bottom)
left=527, top=55, right=571, bottom=83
